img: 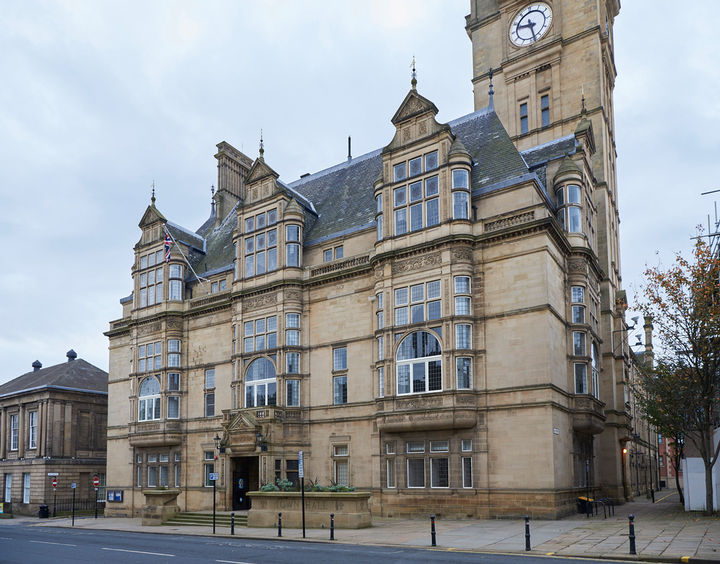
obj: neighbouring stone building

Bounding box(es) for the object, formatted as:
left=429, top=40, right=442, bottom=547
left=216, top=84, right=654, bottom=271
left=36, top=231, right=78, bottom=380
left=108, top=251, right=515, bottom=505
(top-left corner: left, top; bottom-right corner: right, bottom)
left=0, top=351, right=108, bottom=516
left=106, top=0, right=647, bottom=518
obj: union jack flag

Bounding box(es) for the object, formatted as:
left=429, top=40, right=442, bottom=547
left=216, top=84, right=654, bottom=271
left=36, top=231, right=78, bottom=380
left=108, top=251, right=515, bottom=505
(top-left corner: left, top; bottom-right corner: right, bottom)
left=164, top=231, right=172, bottom=262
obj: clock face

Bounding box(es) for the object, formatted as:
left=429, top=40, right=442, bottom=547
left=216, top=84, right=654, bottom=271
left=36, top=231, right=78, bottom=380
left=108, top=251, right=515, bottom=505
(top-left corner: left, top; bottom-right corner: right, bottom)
left=509, top=3, right=553, bottom=47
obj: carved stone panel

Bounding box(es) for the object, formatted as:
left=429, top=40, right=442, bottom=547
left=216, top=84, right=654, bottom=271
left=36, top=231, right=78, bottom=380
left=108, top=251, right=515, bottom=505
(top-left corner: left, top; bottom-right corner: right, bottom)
left=392, top=252, right=442, bottom=275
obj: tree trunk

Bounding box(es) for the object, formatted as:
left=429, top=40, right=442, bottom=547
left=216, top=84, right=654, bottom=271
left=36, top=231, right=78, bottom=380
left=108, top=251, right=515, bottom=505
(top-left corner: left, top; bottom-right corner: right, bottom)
left=672, top=455, right=685, bottom=505
left=704, top=461, right=714, bottom=516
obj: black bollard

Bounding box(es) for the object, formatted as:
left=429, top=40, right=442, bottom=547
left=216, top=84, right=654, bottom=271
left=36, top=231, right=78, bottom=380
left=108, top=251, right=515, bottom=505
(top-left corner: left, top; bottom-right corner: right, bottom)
left=278, top=512, right=282, bottom=537
left=430, top=514, right=437, bottom=547
left=231, top=512, right=235, bottom=536
left=330, top=513, right=335, bottom=541
left=628, top=514, right=636, bottom=555
left=525, top=515, right=531, bottom=551
left=651, top=488, right=655, bottom=503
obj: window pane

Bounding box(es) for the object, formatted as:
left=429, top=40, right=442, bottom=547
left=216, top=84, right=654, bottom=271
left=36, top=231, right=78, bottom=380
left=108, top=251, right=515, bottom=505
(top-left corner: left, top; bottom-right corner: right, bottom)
left=571, top=286, right=585, bottom=303
left=412, top=362, right=426, bottom=393
left=573, top=332, right=586, bottom=355
left=462, top=457, right=473, bottom=488
left=286, top=380, right=300, bottom=406
left=427, top=300, right=441, bottom=320
left=568, top=185, right=581, bottom=203
left=335, top=460, right=349, bottom=485
left=407, top=459, right=425, bottom=488
left=395, top=307, right=408, bottom=325
left=409, top=181, right=422, bottom=202
left=426, top=198, right=439, bottom=226
left=394, top=208, right=407, bottom=235
left=205, top=369, right=215, bottom=388
left=397, top=364, right=411, bottom=394
left=457, top=357, right=471, bottom=389
left=426, top=280, right=440, bottom=299
left=256, top=212, right=266, bottom=229
left=286, top=243, right=300, bottom=267
left=205, top=393, right=215, bottom=416
left=453, top=191, right=469, bottom=219
left=431, top=458, right=449, bottom=488
left=268, top=209, right=277, bottom=225
left=572, top=305, right=585, bottom=324
left=453, top=169, right=469, bottom=189
left=386, top=458, right=396, bottom=488
left=168, top=373, right=180, bottom=390
left=256, top=250, right=266, bottom=274
left=286, top=329, right=300, bottom=346
left=376, top=193, right=383, bottom=214
left=425, top=151, right=438, bottom=171
left=410, top=284, right=424, bottom=302
left=268, top=248, right=277, bottom=271
left=568, top=206, right=582, bottom=232
left=333, top=375, right=347, bottom=404
left=395, top=287, right=408, bottom=305
left=333, top=347, right=347, bottom=370
left=456, top=324, right=471, bottom=349
left=167, top=396, right=179, bottom=419
left=376, top=215, right=383, bottom=240
left=455, top=276, right=470, bottom=294
left=425, top=175, right=438, bottom=196
left=286, top=225, right=299, bottom=242
left=324, top=249, right=333, bottom=262
left=411, top=304, right=424, bottom=323
left=455, top=296, right=471, bottom=315
left=245, top=255, right=255, bottom=277
left=575, top=363, right=588, bottom=394
left=394, top=186, right=406, bottom=207
left=428, top=360, right=442, bottom=391
left=245, top=217, right=254, bottom=232
left=287, top=352, right=300, bottom=374
left=409, top=157, right=422, bottom=177
left=393, top=163, right=406, bottom=182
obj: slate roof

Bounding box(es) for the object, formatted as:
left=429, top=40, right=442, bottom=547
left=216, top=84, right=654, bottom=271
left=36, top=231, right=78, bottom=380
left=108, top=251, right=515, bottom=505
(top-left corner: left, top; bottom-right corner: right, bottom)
left=173, top=103, right=570, bottom=280
left=0, top=358, right=108, bottom=398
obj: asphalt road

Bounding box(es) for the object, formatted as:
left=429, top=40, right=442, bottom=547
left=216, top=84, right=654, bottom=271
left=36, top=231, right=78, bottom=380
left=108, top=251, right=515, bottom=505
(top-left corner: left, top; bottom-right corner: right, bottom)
left=0, top=524, right=651, bottom=564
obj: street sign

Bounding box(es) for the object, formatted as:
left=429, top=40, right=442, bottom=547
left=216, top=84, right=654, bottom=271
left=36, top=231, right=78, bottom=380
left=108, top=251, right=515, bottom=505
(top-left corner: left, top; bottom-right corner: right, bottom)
left=52, top=478, right=57, bottom=489
left=298, top=450, right=304, bottom=478
left=209, top=472, right=218, bottom=481
left=71, top=483, right=76, bottom=489
left=47, top=472, right=59, bottom=477
left=93, top=475, right=100, bottom=488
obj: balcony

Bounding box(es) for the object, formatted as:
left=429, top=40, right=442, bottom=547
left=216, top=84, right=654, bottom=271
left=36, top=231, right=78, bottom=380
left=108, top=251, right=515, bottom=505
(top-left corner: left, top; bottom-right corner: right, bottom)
left=571, top=395, right=606, bottom=434
left=375, top=392, right=480, bottom=432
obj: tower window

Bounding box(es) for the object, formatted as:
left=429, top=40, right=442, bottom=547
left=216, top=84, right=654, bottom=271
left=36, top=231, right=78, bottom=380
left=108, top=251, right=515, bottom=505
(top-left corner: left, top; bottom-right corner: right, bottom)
left=541, top=94, right=550, bottom=127
left=519, top=102, right=528, bottom=134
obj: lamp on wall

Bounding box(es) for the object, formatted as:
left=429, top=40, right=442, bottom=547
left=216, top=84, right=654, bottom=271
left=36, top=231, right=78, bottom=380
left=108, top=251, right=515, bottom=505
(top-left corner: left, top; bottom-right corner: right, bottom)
left=256, top=430, right=267, bottom=451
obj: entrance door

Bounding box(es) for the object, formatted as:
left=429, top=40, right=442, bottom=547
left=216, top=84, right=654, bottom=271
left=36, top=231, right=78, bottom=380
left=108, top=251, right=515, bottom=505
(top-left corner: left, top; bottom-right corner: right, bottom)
left=232, top=456, right=259, bottom=510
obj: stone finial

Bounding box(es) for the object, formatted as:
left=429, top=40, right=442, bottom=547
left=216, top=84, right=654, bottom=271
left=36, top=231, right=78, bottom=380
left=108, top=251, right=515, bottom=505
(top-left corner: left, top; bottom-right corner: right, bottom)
left=410, top=56, right=417, bottom=90
left=259, top=130, right=265, bottom=161
left=151, top=180, right=156, bottom=205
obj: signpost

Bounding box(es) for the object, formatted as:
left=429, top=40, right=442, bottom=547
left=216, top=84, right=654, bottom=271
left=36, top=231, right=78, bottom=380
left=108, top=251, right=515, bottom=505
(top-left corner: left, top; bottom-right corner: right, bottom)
left=51, top=477, right=57, bottom=517
left=71, top=483, right=76, bottom=526
left=93, top=475, right=99, bottom=519
left=299, top=450, right=305, bottom=539
left=209, top=472, right=218, bottom=534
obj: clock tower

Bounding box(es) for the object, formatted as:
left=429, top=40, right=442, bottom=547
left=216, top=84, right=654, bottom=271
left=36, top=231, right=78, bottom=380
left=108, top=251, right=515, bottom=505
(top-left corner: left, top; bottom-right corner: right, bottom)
left=467, top=0, right=630, bottom=501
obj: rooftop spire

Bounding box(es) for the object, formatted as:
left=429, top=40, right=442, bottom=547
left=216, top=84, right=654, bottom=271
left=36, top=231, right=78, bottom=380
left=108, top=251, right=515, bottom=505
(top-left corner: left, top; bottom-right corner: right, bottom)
left=151, top=179, right=156, bottom=205
left=210, top=185, right=216, bottom=215
left=259, top=129, right=265, bottom=161
left=488, top=67, right=495, bottom=110
left=410, top=56, right=417, bottom=90
left=581, top=84, right=587, bottom=114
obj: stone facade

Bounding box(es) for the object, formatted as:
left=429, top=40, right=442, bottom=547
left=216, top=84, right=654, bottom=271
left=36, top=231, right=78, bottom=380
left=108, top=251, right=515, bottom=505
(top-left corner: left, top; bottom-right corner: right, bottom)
left=0, top=352, right=108, bottom=516
left=105, top=0, right=647, bottom=519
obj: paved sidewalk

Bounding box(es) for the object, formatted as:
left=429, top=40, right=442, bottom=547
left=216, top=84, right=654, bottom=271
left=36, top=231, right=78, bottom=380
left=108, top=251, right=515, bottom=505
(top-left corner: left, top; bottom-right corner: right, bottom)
left=4, top=488, right=719, bottom=562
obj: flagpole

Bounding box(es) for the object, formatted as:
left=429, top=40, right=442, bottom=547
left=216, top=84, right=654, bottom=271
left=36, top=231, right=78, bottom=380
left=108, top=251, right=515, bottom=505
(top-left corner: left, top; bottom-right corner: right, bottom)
left=163, top=225, right=211, bottom=294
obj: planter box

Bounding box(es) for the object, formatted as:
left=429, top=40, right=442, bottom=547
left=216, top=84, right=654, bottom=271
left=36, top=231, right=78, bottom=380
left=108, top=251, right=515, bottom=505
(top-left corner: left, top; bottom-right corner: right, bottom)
left=141, top=489, right=181, bottom=525
left=248, top=491, right=372, bottom=529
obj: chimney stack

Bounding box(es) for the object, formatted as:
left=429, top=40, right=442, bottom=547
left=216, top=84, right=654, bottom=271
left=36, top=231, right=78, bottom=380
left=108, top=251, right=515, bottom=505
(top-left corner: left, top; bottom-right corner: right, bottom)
left=66, top=349, right=77, bottom=362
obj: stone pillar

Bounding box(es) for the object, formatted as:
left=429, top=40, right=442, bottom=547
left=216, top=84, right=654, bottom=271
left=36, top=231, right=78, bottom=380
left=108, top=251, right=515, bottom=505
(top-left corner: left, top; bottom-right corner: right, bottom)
left=0, top=408, right=5, bottom=459
left=18, top=404, right=26, bottom=459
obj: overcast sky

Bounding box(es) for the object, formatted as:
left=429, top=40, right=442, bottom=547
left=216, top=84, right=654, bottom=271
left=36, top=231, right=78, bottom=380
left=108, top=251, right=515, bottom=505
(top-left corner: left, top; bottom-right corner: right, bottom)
left=1, top=1, right=718, bottom=384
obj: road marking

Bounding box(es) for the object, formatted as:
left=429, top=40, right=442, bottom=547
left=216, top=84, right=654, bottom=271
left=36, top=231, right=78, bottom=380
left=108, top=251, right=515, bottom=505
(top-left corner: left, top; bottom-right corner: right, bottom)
left=0, top=537, right=12, bottom=540
left=681, top=557, right=690, bottom=563
left=217, top=560, right=256, bottom=564
left=655, top=491, right=678, bottom=503
left=30, top=540, right=77, bottom=547
left=102, top=548, right=174, bottom=557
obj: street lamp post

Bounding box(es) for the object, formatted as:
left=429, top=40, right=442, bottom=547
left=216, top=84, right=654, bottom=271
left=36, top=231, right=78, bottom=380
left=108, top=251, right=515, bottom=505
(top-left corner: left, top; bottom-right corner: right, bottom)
left=213, top=433, right=221, bottom=534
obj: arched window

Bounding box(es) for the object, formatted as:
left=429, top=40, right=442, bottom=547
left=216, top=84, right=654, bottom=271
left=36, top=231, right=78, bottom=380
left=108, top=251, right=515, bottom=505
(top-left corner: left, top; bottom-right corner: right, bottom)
left=245, top=357, right=277, bottom=407
left=396, top=331, right=442, bottom=395
left=138, top=376, right=161, bottom=421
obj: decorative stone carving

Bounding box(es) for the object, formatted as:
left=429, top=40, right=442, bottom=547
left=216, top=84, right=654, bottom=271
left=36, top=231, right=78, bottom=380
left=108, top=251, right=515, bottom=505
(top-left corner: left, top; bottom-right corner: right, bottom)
left=166, top=317, right=183, bottom=330
left=568, top=258, right=586, bottom=273
left=484, top=211, right=535, bottom=232
left=452, top=249, right=473, bottom=262
left=284, top=289, right=302, bottom=303
left=138, top=322, right=162, bottom=336
left=392, top=252, right=441, bottom=274
left=419, top=120, right=428, bottom=135
left=244, top=292, right=277, bottom=311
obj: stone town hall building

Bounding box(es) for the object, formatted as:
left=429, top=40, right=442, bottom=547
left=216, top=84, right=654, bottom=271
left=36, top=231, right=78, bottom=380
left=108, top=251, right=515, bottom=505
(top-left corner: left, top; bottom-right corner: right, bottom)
left=106, top=0, right=636, bottom=518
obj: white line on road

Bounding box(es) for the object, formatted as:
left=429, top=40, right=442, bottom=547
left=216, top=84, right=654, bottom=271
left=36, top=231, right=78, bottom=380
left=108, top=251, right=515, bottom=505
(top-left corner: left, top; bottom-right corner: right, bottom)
left=217, top=560, right=256, bottom=564
left=0, top=537, right=12, bottom=540
left=30, top=540, right=77, bottom=547
left=102, top=547, right=175, bottom=557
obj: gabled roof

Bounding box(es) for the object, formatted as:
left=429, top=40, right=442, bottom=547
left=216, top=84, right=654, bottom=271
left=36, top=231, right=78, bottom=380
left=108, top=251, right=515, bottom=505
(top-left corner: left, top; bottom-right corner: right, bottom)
left=163, top=102, right=573, bottom=281
left=0, top=358, right=108, bottom=398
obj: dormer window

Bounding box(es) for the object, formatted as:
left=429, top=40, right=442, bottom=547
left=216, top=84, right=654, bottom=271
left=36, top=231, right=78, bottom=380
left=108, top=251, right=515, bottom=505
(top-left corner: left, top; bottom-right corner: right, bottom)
left=393, top=175, right=439, bottom=235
